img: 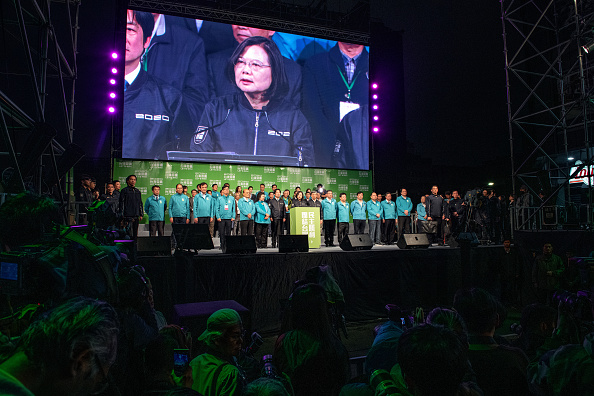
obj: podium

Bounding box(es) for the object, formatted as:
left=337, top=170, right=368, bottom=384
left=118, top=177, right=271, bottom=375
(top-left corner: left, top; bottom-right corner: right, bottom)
left=290, top=207, right=321, bottom=249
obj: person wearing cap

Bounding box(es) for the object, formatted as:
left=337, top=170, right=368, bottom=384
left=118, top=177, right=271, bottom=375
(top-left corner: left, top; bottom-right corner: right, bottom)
left=190, top=308, right=246, bottom=396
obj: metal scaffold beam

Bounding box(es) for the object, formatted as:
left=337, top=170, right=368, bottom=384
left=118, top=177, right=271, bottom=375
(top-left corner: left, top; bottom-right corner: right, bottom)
left=501, top=0, right=594, bottom=232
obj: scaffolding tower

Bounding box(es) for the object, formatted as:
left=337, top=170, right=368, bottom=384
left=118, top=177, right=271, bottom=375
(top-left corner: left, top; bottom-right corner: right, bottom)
left=501, top=0, right=594, bottom=230
left=0, top=0, right=82, bottom=217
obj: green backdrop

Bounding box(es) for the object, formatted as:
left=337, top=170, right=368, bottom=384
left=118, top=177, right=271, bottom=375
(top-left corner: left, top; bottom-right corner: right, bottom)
left=113, top=159, right=372, bottom=223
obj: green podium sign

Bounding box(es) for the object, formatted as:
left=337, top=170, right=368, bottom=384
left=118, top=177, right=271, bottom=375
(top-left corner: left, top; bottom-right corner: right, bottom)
left=290, top=207, right=321, bottom=249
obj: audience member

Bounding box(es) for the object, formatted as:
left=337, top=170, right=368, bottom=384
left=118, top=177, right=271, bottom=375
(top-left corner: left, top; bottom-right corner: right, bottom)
left=453, top=287, right=529, bottom=396
left=190, top=308, right=247, bottom=396
left=532, top=242, right=565, bottom=304
left=275, top=283, right=350, bottom=396
left=0, top=297, right=118, bottom=396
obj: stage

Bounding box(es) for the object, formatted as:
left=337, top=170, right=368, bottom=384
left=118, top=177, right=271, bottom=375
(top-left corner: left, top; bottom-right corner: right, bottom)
left=141, top=240, right=504, bottom=334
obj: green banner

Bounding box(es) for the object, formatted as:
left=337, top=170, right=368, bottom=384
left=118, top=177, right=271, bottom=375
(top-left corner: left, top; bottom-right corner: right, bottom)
left=290, top=207, right=322, bottom=248
left=113, top=159, right=372, bottom=223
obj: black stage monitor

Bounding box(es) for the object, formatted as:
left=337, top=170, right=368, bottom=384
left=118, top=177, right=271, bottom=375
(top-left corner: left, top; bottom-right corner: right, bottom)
left=223, top=236, right=257, bottom=254
left=340, top=234, right=373, bottom=251
left=396, top=233, right=430, bottom=249
left=278, top=235, right=309, bottom=253
left=171, top=224, right=214, bottom=251
left=137, top=236, right=172, bottom=255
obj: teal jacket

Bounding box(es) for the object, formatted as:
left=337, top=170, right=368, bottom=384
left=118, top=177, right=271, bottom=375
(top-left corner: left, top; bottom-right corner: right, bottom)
left=367, top=199, right=382, bottom=220
left=396, top=196, right=413, bottom=216
left=417, top=203, right=428, bottom=221
left=238, top=197, right=256, bottom=221
left=337, top=201, right=350, bottom=223
left=193, top=193, right=214, bottom=219
left=321, top=198, right=337, bottom=220
left=215, top=195, right=235, bottom=220
left=144, top=195, right=167, bottom=221
left=211, top=190, right=221, bottom=199
left=255, top=200, right=271, bottom=224
left=169, top=193, right=190, bottom=219
left=381, top=200, right=396, bottom=220
left=350, top=199, right=367, bottom=220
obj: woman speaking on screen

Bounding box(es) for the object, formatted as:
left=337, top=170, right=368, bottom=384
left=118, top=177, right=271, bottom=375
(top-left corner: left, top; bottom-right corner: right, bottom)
left=190, top=36, right=314, bottom=166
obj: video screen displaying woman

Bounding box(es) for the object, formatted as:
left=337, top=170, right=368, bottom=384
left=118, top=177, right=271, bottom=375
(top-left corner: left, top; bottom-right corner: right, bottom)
left=190, top=36, right=315, bottom=166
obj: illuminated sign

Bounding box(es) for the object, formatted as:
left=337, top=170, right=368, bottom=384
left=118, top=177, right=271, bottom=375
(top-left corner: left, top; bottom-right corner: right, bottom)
left=569, top=160, right=594, bottom=185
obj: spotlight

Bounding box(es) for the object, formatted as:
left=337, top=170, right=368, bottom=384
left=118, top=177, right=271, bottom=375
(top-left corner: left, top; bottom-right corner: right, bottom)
left=111, top=52, right=118, bottom=59
left=568, top=157, right=575, bottom=161
left=488, top=182, right=494, bottom=186
left=111, top=68, right=117, bottom=74
left=372, top=83, right=378, bottom=89
left=109, top=79, right=116, bottom=85
left=582, top=40, right=594, bottom=54
left=373, top=127, right=379, bottom=133
left=109, top=92, right=116, bottom=99
left=373, top=104, right=378, bottom=110
left=373, top=115, right=379, bottom=121
left=108, top=106, right=115, bottom=113
left=372, top=94, right=378, bottom=100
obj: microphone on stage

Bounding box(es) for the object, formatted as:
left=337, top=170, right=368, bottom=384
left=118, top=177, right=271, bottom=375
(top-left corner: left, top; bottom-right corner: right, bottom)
left=193, top=107, right=231, bottom=146
left=262, top=108, right=303, bottom=167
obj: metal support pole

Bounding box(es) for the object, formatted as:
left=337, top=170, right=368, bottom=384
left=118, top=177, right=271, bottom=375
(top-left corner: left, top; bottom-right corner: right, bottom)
left=501, top=0, right=516, bottom=200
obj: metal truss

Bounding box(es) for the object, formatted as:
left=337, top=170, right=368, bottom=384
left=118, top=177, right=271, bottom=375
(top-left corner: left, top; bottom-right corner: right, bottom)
left=128, top=0, right=370, bottom=44
left=501, top=0, right=594, bottom=230
left=0, top=0, right=81, bottom=213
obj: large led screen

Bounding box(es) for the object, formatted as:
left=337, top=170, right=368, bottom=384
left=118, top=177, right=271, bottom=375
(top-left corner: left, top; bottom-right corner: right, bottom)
left=122, top=10, right=369, bottom=169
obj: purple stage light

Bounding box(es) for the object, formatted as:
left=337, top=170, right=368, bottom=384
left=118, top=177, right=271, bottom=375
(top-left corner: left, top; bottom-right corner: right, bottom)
left=111, top=67, right=117, bottom=74
left=372, top=83, right=378, bottom=89
left=372, top=94, right=378, bottom=100
left=109, top=92, right=116, bottom=99
left=373, top=115, right=379, bottom=121
left=373, top=104, right=378, bottom=110
left=111, top=52, right=118, bottom=59
left=108, top=106, right=115, bottom=113
left=373, top=127, right=379, bottom=133
left=109, top=79, right=116, bottom=85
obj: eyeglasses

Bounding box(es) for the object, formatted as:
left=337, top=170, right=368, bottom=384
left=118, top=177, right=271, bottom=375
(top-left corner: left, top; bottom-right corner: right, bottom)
left=235, top=58, right=270, bottom=72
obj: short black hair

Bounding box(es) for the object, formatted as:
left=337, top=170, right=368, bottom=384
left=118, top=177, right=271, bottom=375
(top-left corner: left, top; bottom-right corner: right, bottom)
left=274, top=189, right=281, bottom=194
left=339, top=193, right=346, bottom=198
left=248, top=185, right=253, bottom=189
left=176, top=183, right=183, bottom=189
left=126, top=174, right=137, bottom=182
left=260, top=183, right=265, bottom=187
left=256, top=191, right=266, bottom=200
left=212, top=183, right=218, bottom=188
left=357, top=191, right=363, bottom=195
left=152, top=185, right=160, bottom=191
left=453, top=287, right=499, bottom=334
left=130, top=10, right=154, bottom=44
left=226, top=36, right=289, bottom=101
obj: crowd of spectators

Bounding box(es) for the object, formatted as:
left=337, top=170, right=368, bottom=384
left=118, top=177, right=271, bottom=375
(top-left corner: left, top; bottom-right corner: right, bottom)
left=1, top=192, right=593, bottom=395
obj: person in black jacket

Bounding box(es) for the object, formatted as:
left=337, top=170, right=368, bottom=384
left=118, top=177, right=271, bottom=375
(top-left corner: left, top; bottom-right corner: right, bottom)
left=302, top=42, right=369, bottom=168
left=119, top=174, right=144, bottom=239
left=123, top=10, right=193, bottom=160
left=144, top=14, right=210, bottom=131
left=268, top=189, right=286, bottom=248
left=426, top=185, right=445, bottom=245
left=191, top=36, right=314, bottom=166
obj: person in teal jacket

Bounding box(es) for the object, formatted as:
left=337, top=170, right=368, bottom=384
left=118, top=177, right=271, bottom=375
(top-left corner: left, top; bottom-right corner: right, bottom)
left=351, top=191, right=367, bottom=234
left=417, top=195, right=428, bottom=233
left=211, top=183, right=221, bottom=199
left=144, top=185, right=167, bottom=236
left=337, top=193, right=350, bottom=244
left=381, top=192, right=397, bottom=245
left=169, top=183, right=191, bottom=224
left=215, top=185, right=235, bottom=252
left=367, top=192, right=382, bottom=244
left=193, top=182, right=214, bottom=224
left=396, top=188, right=413, bottom=234
left=254, top=191, right=271, bottom=248
left=238, top=188, right=256, bottom=235
left=321, top=190, right=337, bottom=247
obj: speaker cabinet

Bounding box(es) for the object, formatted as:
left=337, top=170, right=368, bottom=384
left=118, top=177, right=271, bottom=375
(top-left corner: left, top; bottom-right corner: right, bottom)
left=340, top=234, right=373, bottom=251
left=223, top=235, right=257, bottom=254
left=137, top=236, right=172, bottom=255
left=396, top=233, right=430, bottom=249
left=278, top=235, right=309, bottom=253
